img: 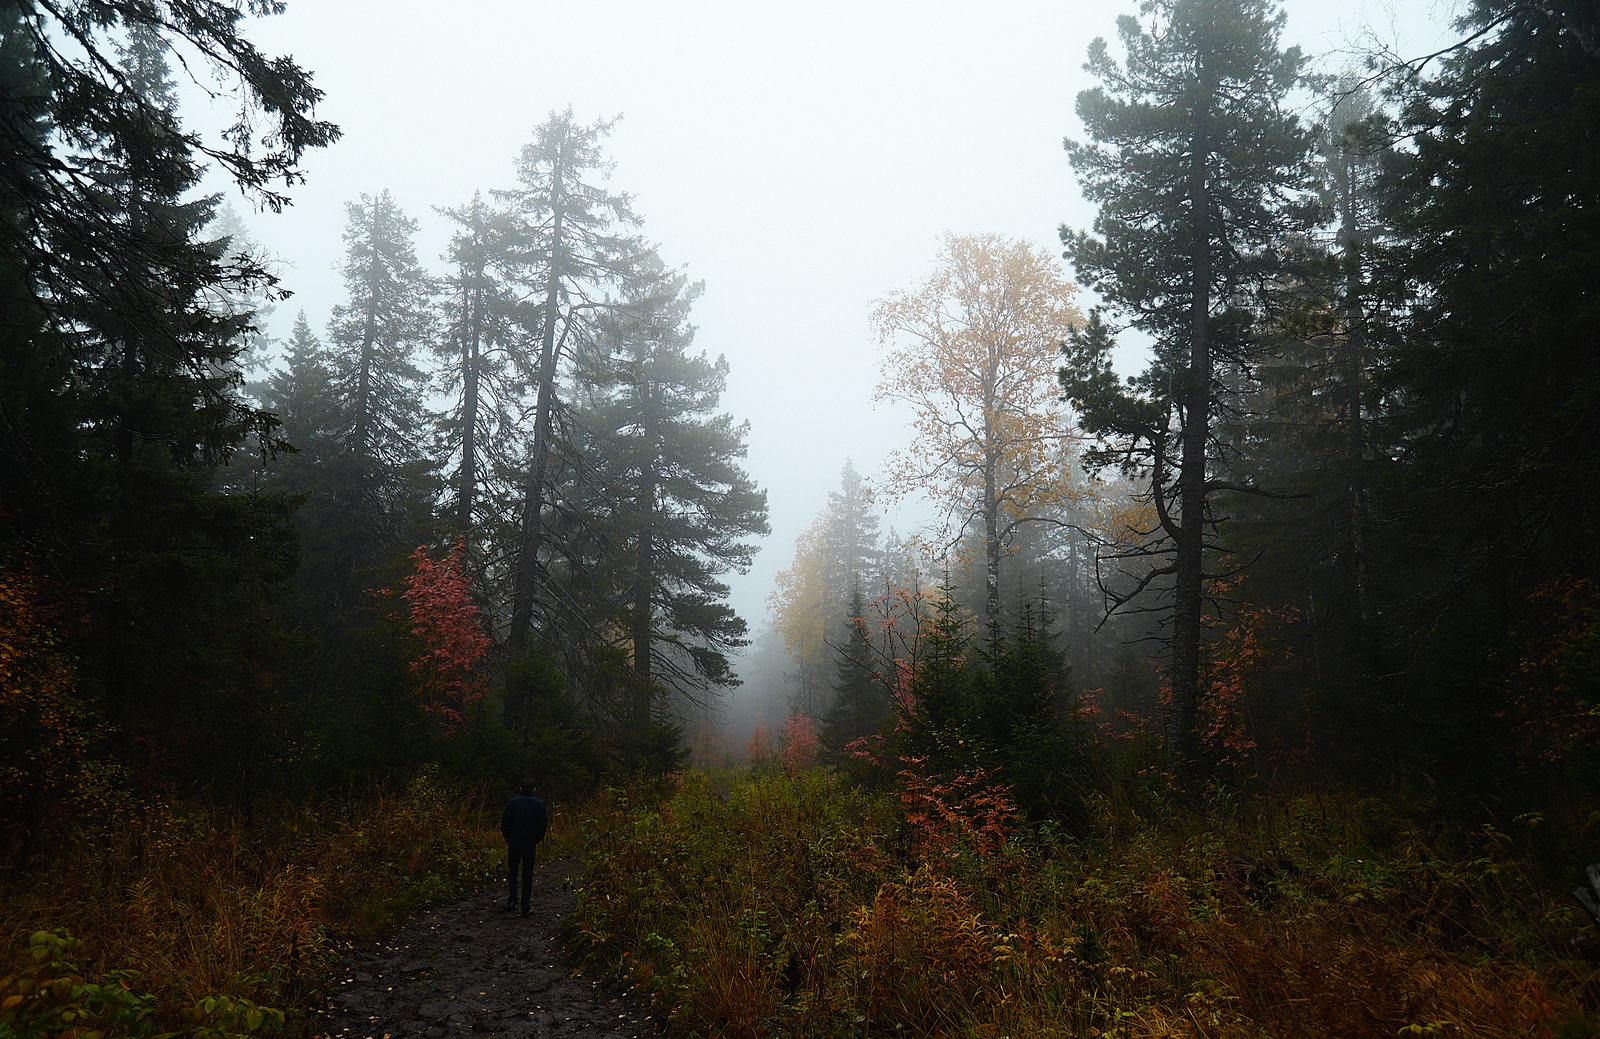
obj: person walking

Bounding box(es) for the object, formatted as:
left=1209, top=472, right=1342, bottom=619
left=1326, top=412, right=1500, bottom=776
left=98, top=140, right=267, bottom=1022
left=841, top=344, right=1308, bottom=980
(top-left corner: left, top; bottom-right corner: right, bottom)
left=501, top=778, right=548, bottom=918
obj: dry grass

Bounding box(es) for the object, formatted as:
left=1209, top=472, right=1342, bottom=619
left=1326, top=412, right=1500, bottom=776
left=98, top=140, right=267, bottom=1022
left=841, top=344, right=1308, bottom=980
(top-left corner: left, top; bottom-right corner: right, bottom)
left=568, top=770, right=1600, bottom=1039
left=1, top=768, right=595, bottom=1036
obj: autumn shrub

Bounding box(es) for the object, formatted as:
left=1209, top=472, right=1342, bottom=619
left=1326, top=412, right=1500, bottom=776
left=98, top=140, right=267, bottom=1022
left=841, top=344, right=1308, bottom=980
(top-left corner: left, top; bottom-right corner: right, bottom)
left=569, top=767, right=1600, bottom=1038
left=0, top=767, right=592, bottom=1038
left=0, top=564, right=130, bottom=863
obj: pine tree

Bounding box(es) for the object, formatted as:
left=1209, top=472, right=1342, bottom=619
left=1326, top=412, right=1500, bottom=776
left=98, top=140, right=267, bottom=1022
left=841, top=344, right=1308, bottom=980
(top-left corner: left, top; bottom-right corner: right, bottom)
left=819, top=461, right=884, bottom=599
left=259, top=312, right=338, bottom=460
left=1364, top=0, right=1600, bottom=798
left=434, top=192, right=525, bottom=538
left=500, top=109, right=647, bottom=652
left=770, top=461, right=887, bottom=718
left=1374, top=0, right=1600, bottom=615
left=574, top=259, right=769, bottom=718
left=256, top=311, right=355, bottom=642
left=0, top=11, right=327, bottom=789
left=0, top=0, right=336, bottom=354
left=818, top=584, right=889, bottom=769
left=1059, top=0, right=1318, bottom=787
left=323, top=190, right=438, bottom=583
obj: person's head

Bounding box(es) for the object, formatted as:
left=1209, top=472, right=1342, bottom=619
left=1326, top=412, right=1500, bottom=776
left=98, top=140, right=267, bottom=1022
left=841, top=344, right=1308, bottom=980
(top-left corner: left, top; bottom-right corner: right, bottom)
left=520, top=777, right=536, bottom=797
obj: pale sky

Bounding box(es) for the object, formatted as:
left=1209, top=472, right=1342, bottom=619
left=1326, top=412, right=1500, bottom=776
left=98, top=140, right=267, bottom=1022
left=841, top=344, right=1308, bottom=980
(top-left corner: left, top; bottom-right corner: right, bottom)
left=192, top=0, right=1462, bottom=639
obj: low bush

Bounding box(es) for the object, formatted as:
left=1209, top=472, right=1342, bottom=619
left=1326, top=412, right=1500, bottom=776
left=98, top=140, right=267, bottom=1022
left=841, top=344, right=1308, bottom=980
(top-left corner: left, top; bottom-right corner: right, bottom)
left=1, top=768, right=592, bottom=1038
left=569, top=769, right=1600, bottom=1038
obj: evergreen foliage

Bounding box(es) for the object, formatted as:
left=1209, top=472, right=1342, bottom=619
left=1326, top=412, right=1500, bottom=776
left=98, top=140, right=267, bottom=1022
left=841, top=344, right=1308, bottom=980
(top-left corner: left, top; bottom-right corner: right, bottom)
left=0, top=13, right=323, bottom=790
left=433, top=192, right=525, bottom=539
left=325, top=190, right=438, bottom=557
left=894, top=594, right=1084, bottom=821
left=1360, top=0, right=1600, bottom=804
left=817, top=584, right=891, bottom=779
left=500, top=109, right=648, bottom=653
left=771, top=461, right=887, bottom=718
left=1059, top=0, right=1319, bottom=787
left=575, top=258, right=769, bottom=715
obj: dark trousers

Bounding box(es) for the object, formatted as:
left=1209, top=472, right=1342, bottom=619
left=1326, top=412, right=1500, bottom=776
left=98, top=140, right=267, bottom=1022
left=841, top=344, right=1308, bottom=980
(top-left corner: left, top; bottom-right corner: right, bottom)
left=507, top=842, right=536, bottom=910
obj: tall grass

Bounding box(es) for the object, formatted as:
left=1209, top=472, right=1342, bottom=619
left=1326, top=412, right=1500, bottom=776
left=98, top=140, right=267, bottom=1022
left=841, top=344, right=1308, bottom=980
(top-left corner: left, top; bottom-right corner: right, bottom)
left=1, top=768, right=594, bottom=1037
left=569, top=770, right=1600, bottom=1038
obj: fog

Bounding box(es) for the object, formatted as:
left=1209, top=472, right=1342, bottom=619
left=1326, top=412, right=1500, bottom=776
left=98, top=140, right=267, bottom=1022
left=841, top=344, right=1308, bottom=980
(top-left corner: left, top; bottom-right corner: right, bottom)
left=197, top=0, right=1460, bottom=706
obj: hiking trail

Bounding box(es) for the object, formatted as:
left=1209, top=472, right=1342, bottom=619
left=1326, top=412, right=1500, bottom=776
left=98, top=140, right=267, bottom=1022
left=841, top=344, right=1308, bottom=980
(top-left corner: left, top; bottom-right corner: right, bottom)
left=320, top=854, right=664, bottom=1039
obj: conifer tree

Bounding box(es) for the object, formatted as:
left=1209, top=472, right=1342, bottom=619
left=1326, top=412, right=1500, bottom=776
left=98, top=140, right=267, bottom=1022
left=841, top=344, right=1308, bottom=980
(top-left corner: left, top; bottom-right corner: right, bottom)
left=434, top=192, right=525, bottom=537
left=818, top=584, right=889, bottom=768
left=259, top=311, right=338, bottom=460
left=1363, top=0, right=1600, bottom=796
left=1058, top=0, right=1317, bottom=787
left=574, top=260, right=769, bottom=716
left=256, top=311, right=357, bottom=643
left=323, top=190, right=437, bottom=583
left=1374, top=0, right=1600, bottom=617
left=501, top=109, right=647, bottom=652
left=0, top=9, right=328, bottom=788
left=771, top=461, right=886, bottom=717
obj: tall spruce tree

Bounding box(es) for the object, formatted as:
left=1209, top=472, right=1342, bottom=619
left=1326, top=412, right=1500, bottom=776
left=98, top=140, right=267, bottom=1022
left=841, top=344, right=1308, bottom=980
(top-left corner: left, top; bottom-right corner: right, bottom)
left=255, top=311, right=354, bottom=647
left=818, top=584, right=889, bottom=770
left=259, top=311, right=338, bottom=461
left=323, top=191, right=437, bottom=585
left=434, top=192, right=525, bottom=539
left=1058, top=0, right=1318, bottom=787
left=1374, top=0, right=1600, bottom=614
left=574, top=260, right=769, bottom=718
left=770, top=461, right=887, bottom=718
left=0, top=5, right=333, bottom=792
left=1365, top=0, right=1600, bottom=796
left=500, top=109, right=646, bottom=652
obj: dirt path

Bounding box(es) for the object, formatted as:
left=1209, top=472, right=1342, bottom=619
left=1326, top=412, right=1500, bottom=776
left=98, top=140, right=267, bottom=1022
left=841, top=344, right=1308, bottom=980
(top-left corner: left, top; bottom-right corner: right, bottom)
left=320, top=855, right=665, bottom=1039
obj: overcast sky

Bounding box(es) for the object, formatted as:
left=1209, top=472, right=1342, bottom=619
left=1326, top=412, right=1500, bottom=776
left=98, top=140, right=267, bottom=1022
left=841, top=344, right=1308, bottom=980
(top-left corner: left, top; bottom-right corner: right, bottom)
left=199, top=0, right=1461, bottom=639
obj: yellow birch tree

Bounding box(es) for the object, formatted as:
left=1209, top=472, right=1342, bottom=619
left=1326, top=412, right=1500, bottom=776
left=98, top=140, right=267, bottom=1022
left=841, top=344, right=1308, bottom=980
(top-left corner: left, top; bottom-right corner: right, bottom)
left=872, top=233, right=1085, bottom=624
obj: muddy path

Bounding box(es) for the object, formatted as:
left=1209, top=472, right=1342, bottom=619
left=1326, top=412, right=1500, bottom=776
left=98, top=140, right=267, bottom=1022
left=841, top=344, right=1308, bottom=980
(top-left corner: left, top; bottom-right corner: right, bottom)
left=320, top=855, right=665, bottom=1039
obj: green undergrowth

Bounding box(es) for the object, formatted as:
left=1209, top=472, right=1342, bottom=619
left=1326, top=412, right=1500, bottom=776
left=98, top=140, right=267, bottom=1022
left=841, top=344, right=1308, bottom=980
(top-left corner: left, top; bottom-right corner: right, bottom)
left=568, top=769, right=1600, bottom=1038
left=1, top=768, right=596, bottom=1039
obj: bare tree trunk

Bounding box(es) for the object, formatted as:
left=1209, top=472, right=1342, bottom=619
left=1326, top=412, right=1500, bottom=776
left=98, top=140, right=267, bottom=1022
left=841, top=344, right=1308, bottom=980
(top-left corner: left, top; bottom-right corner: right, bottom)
left=456, top=278, right=482, bottom=532
left=1167, top=95, right=1212, bottom=790
left=1339, top=158, right=1370, bottom=622
left=507, top=146, right=566, bottom=655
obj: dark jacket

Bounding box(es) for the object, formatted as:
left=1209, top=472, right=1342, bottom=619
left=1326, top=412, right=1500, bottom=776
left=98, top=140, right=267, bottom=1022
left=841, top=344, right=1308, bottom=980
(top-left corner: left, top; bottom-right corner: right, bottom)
left=501, top=794, right=548, bottom=846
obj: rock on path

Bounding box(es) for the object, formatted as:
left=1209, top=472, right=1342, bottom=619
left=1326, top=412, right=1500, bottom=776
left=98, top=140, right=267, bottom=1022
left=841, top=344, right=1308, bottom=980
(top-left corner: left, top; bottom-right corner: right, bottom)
left=320, top=855, right=664, bottom=1039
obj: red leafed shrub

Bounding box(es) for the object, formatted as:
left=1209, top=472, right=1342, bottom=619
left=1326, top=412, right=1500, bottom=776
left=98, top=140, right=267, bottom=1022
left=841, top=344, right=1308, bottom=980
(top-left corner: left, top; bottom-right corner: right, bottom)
left=896, top=757, right=1017, bottom=873
left=779, top=712, right=818, bottom=774
left=401, top=540, right=488, bottom=731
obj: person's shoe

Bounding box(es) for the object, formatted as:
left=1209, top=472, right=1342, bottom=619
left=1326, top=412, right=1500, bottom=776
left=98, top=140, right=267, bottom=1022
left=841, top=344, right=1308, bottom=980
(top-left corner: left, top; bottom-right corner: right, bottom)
left=520, top=907, right=531, bottom=918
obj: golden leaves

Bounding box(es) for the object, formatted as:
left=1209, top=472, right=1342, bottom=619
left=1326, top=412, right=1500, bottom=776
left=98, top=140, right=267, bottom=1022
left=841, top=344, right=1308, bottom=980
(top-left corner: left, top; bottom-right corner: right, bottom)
left=871, top=233, right=1088, bottom=544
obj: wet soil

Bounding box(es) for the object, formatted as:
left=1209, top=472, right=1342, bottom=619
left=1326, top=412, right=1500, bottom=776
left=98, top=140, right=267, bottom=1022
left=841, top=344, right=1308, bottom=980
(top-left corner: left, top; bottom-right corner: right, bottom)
left=320, top=855, right=665, bottom=1039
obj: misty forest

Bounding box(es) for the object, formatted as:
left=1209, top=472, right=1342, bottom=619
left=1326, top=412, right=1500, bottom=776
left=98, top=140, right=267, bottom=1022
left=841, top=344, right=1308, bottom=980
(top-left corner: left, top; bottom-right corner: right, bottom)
left=2, top=0, right=1599, bottom=1036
